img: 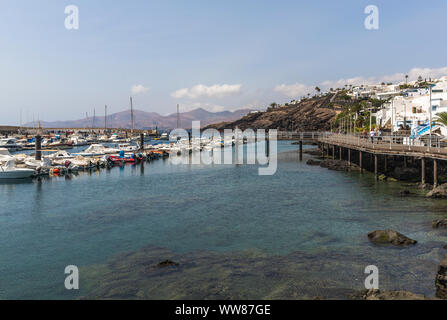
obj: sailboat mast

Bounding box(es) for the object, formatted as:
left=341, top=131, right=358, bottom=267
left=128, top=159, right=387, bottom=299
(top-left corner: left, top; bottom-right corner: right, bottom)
left=177, top=104, right=181, bottom=128
left=92, top=108, right=96, bottom=132
left=130, top=96, right=134, bottom=135
left=104, top=105, right=107, bottom=132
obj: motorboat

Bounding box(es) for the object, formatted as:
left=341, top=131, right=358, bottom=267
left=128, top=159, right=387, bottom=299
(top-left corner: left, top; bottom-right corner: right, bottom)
left=0, top=148, right=14, bottom=163
left=118, top=143, right=139, bottom=152
left=69, top=136, right=88, bottom=146
left=0, top=160, right=35, bottom=179
left=0, top=138, right=23, bottom=152
left=75, top=144, right=119, bottom=157
left=46, top=150, right=74, bottom=159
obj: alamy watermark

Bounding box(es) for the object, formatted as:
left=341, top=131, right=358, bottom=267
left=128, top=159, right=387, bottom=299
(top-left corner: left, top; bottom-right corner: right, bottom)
left=364, top=265, right=379, bottom=290
left=364, top=5, right=379, bottom=30
left=64, top=265, right=79, bottom=290
left=168, top=122, right=278, bottom=176
left=65, top=5, right=79, bottom=30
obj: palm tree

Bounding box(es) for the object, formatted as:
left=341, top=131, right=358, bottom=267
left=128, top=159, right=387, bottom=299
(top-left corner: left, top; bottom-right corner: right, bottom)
left=405, top=74, right=408, bottom=84
left=435, top=112, right=447, bottom=127
left=315, top=86, right=321, bottom=93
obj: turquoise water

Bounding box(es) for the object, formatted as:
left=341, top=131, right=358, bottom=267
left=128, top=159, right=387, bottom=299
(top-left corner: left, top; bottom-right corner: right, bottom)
left=1, top=142, right=447, bottom=299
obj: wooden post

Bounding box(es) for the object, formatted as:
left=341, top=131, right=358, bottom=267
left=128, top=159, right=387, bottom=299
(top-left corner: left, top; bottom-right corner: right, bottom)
left=339, top=146, right=342, bottom=160
left=374, top=154, right=378, bottom=179
left=35, top=134, right=42, bottom=161
left=299, top=140, right=303, bottom=161
left=359, top=151, right=363, bottom=173
left=384, top=155, right=387, bottom=173
left=348, top=148, right=351, bottom=166
left=421, top=158, right=426, bottom=185
left=140, top=133, right=144, bottom=152
left=434, top=159, right=438, bottom=188
left=332, top=145, right=335, bottom=160
left=266, top=132, right=270, bottom=157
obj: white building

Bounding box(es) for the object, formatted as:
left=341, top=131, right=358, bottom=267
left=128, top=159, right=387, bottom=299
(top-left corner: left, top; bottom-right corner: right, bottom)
left=375, top=77, right=447, bottom=136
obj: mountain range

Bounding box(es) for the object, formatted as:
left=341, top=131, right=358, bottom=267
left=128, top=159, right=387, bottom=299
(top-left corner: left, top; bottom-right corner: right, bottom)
left=24, top=108, right=254, bottom=130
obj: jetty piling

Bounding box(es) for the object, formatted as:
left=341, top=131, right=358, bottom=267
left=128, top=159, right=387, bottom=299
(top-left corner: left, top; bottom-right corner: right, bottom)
left=434, top=159, right=438, bottom=188
left=421, top=158, right=426, bottom=185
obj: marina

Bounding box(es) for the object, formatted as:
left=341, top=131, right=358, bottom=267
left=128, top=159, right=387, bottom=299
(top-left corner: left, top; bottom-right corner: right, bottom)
left=1, top=141, right=446, bottom=299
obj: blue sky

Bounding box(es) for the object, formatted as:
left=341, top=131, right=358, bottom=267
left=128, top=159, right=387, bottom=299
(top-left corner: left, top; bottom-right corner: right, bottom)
left=1, top=0, right=447, bottom=125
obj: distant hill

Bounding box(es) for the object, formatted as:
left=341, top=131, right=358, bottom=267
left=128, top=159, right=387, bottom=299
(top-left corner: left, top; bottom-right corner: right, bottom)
left=24, top=108, right=254, bottom=130
left=206, top=94, right=343, bottom=131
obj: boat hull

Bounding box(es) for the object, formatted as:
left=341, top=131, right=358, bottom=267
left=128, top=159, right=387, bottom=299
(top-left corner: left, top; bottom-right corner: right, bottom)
left=0, top=169, right=35, bottom=179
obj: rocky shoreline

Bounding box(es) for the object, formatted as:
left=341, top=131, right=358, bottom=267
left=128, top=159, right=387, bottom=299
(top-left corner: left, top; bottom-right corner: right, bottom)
left=304, top=145, right=447, bottom=299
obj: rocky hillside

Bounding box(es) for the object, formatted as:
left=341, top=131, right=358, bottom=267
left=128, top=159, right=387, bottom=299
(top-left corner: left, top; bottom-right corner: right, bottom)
left=207, top=94, right=344, bottom=131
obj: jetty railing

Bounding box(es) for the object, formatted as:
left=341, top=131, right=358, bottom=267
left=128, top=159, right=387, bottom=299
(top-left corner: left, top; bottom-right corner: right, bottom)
left=319, top=132, right=447, bottom=156
left=277, top=131, right=325, bottom=140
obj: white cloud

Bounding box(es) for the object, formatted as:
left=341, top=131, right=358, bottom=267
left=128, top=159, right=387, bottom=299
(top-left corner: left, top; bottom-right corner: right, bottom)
left=131, top=84, right=149, bottom=95
left=274, top=83, right=313, bottom=98
left=320, top=66, right=447, bottom=89
left=171, top=84, right=242, bottom=99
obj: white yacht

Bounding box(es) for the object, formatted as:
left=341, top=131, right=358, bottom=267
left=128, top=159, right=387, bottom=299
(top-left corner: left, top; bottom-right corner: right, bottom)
left=118, top=143, right=139, bottom=152
left=0, top=148, right=14, bottom=163
left=0, top=160, right=35, bottom=179
left=0, top=138, right=23, bottom=152
left=75, top=144, right=119, bottom=157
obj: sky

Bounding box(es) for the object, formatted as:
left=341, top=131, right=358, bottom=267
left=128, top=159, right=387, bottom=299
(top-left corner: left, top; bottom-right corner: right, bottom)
left=1, top=0, right=447, bottom=125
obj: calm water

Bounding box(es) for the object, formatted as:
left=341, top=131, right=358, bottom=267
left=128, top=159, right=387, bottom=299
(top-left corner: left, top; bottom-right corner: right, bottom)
left=1, top=142, right=447, bottom=299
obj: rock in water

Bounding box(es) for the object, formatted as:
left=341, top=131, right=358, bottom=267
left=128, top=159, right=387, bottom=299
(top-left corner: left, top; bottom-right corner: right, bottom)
left=436, top=255, right=447, bottom=299
left=306, top=159, right=321, bottom=166
left=399, top=190, right=411, bottom=196
left=156, top=260, right=179, bottom=268
left=432, top=219, right=447, bottom=229
left=427, top=183, right=447, bottom=198
left=367, top=230, right=417, bottom=246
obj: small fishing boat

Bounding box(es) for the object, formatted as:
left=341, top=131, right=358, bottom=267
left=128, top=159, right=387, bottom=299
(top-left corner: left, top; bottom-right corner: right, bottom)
left=108, top=151, right=136, bottom=164
left=0, top=160, right=35, bottom=179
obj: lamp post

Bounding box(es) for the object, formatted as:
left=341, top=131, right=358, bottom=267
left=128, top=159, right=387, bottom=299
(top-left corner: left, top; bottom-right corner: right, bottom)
left=429, top=84, right=433, bottom=148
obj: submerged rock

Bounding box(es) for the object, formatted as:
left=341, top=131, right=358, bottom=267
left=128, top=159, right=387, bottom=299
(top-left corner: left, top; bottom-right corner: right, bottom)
left=427, top=183, right=447, bottom=198
left=157, top=260, right=179, bottom=268
left=399, top=190, right=411, bottom=196
left=419, top=183, right=433, bottom=190
left=367, top=230, right=417, bottom=246
left=436, top=255, right=447, bottom=299
left=319, top=159, right=349, bottom=171
left=353, top=289, right=431, bottom=300
left=306, top=159, right=322, bottom=166
left=432, top=219, right=447, bottom=229
left=303, top=149, right=321, bottom=156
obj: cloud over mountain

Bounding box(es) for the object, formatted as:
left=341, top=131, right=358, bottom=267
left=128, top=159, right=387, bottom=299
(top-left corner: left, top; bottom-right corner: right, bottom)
left=171, top=84, right=242, bottom=99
